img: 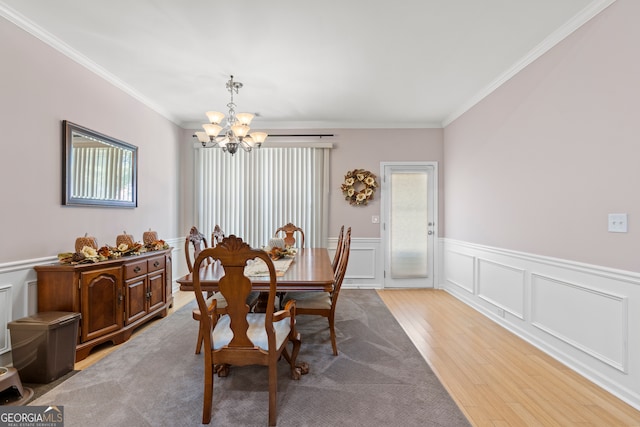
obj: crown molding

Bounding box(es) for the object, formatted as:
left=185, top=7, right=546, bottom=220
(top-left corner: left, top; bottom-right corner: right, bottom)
left=0, top=1, right=180, bottom=126
left=182, top=119, right=442, bottom=130
left=441, top=0, right=618, bottom=128
left=1, top=0, right=617, bottom=132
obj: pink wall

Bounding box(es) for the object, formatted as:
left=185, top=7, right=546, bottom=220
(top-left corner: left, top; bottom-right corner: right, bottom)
left=444, top=0, right=640, bottom=271
left=327, top=128, right=443, bottom=238
left=1, top=11, right=443, bottom=264
left=0, top=17, right=182, bottom=263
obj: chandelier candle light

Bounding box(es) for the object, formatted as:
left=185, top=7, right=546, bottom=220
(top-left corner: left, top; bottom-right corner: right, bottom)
left=194, top=75, right=268, bottom=155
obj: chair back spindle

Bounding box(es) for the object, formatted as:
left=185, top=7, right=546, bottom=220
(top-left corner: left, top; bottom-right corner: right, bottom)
left=331, top=225, right=345, bottom=272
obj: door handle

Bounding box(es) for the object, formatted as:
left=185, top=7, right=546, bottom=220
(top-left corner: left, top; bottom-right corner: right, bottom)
left=427, top=230, right=433, bottom=235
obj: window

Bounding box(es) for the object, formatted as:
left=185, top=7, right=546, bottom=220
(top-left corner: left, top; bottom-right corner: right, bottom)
left=195, top=146, right=330, bottom=248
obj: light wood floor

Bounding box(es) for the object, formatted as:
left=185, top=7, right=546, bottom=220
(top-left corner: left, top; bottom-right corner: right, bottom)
left=76, top=289, right=640, bottom=426
left=378, top=289, right=640, bottom=426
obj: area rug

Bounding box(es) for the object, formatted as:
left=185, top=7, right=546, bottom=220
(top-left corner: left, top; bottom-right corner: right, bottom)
left=29, top=290, right=470, bottom=426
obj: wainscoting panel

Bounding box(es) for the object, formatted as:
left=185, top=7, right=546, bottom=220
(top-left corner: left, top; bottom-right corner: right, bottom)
left=334, top=237, right=382, bottom=288
left=344, top=246, right=376, bottom=279
left=444, top=250, right=475, bottom=294
left=477, top=259, right=525, bottom=319
left=342, top=237, right=384, bottom=288
left=442, top=238, right=640, bottom=410
left=531, top=273, right=627, bottom=372
left=0, top=256, right=49, bottom=322
left=0, top=284, right=11, bottom=355
left=27, top=280, right=38, bottom=316
left=168, top=238, right=187, bottom=293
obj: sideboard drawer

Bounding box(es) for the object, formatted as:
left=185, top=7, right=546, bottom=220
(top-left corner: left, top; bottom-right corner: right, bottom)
left=147, top=256, right=165, bottom=272
left=124, top=259, right=147, bottom=279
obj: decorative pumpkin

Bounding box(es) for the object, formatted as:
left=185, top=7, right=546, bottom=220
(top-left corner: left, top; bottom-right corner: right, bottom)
left=116, top=231, right=135, bottom=248
left=75, top=233, right=98, bottom=253
left=143, top=228, right=158, bottom=245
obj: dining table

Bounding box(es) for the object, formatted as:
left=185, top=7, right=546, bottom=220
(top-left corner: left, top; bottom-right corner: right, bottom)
left=177, top=247, right=335, bottom=294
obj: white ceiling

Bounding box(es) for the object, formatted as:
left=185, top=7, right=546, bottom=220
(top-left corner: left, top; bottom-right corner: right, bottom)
left=0, top=0, right=612, bottom=130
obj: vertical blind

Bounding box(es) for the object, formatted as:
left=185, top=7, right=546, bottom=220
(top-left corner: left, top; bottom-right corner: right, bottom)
left=73, top=146, right=133, bottom=201
left=195, top=146, right=330, bottom=249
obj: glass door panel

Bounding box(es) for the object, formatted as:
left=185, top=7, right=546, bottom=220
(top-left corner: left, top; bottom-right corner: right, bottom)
left=390, top=172, right=428, bottom=277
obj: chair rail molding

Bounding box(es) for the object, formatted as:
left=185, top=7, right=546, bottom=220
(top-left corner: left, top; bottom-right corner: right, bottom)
left=441, top=238, right=640, bottom=411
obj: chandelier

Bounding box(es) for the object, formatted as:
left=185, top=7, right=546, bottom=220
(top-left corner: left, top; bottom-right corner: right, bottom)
left=194, top=75, right=268, bottom=155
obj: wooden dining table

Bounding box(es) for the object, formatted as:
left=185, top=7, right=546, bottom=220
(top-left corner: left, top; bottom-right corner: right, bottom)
left=176, top=248, right=335, bottom=293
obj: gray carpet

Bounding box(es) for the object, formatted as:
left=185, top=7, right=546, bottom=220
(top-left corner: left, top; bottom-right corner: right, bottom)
left=30, top=290, right=470, bottom=426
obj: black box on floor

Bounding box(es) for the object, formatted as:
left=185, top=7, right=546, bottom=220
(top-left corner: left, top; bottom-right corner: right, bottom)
left=8, top=311, right=80, bottom=383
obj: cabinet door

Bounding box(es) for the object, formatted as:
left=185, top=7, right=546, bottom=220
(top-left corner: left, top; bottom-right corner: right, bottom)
left=125, top=276, right=147, bottom=324
left=147, top=271, right=166, bottom=312
left=80, top=266, right=123, bottom=342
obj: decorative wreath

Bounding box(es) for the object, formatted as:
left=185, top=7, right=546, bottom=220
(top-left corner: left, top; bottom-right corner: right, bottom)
left=341, top=169, right=378, bottom=206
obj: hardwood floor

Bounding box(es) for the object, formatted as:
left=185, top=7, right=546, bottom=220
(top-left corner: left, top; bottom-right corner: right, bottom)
left=75, top=289, right=640, bottom=425
left=378, top=289, right=640, bottom=426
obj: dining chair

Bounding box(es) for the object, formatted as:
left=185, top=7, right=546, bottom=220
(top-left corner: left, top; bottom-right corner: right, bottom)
left=283, top=227, right=351, bottom=355
left=274, top=222, right=305, bottom=308
left=185, top=226, right=211, bottom=272
left=274, top=222, right=305, bottom=248
left=191, top=235, right=304, bottom=426
left=185, top=226, right=227, bottom=354
left=211, top=224, right=225, bottom=246
left=332, top=225, right=345, bottom=273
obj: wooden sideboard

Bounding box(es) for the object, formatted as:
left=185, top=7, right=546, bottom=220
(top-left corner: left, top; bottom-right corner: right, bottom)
left=34, top=248, right=173, bottom=361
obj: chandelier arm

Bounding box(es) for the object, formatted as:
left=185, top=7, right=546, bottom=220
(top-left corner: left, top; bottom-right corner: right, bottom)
left=197, top=74, right=266, bottom=155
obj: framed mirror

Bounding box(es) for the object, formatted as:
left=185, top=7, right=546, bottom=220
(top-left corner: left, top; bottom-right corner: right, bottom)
left=62, top=120, right=138, bottom=208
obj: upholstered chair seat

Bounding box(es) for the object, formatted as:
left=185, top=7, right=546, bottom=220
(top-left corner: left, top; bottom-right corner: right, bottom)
left=284, top=292, right=331, bottom=310
left=212, top=313, right=292, bottom=350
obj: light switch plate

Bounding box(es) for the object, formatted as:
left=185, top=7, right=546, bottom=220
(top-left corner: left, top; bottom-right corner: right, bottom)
left=608, top=213, right=628, bottom=233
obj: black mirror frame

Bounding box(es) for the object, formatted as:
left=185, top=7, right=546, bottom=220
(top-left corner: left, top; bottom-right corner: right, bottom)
left=62, top=120, right=138, bottom=208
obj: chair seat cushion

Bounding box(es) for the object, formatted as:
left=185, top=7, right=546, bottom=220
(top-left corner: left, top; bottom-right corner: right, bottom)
left=212, top=313, right=291, bottom=350
left=194, top=291, right=261, bottom=316
left=193, top=292, right=227, bottom=318
left=284, top=292, right=332, bottom=310
left=210, top=292, right=228, bottom=308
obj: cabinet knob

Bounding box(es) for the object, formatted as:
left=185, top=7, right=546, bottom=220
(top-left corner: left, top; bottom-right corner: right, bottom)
left=153, top=261, right=160, bottom=267
left=134, top=266, right=141, bottom=273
